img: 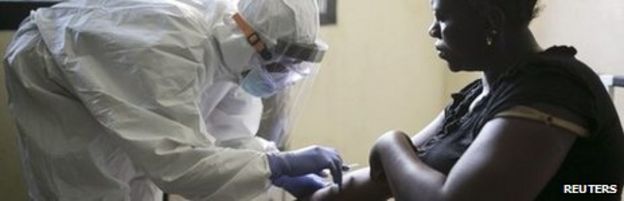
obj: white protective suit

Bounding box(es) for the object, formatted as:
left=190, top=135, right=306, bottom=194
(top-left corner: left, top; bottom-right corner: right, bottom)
left=3, top=0, right=321, bottom=200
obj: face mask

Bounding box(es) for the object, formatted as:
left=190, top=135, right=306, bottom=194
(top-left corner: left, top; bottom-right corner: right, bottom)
left=240, top=63, right=291, bottom=98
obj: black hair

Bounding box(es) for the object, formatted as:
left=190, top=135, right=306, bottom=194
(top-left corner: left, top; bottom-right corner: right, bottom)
left=469, top=0, right=541, bottom=27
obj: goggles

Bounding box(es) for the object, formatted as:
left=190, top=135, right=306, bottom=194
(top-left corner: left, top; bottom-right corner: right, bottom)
left=232, top=13, right=327, bottom=77
left=240, top=52, right=316, bottom=98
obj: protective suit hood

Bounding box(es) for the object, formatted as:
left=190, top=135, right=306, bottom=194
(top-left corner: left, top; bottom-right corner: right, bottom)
left=238, top=0, right=320, bottom=45
left=214, top=0, right=322, bottom=77
left=212, top=17, right=256, bottom=76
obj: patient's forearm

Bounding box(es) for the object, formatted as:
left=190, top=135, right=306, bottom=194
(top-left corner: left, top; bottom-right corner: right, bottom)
left=305, top=168, right=391, bottom=201
left=373, top=131, right=447, bottom=201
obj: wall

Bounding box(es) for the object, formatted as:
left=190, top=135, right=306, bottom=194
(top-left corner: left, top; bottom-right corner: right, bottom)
left=289, top=0, right=446, bottom=166
left=0, top=31, right=27, bottom=200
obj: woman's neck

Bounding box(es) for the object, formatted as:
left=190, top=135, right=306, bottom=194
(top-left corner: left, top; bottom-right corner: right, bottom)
left=469, top=76, right=490, bottom=112
left=483, top=28, right=542, bottom=85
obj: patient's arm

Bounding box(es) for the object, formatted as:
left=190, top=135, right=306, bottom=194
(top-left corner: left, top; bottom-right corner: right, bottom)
left=411, top=111, right=444, bottom=146
left=303, top=168, right=391, bottom=201
left=304, top=112, right=445, bottom=201
left=370, top=114, right=577, bottom=201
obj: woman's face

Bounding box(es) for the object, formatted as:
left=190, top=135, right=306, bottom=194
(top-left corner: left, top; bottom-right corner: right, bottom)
left=429, top=0, right=491, bottom=71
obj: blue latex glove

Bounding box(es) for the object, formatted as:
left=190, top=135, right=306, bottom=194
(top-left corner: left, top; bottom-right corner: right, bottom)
left=267, top=146, right=343, bottom=188
left=272, top=174, right=328, bottom=198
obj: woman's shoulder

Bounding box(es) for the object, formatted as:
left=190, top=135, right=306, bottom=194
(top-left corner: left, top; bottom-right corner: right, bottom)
left=515, top=46, right=594, bottom=79
left=494, top=46, right=598, bottom=96
left=486, top=45, right=618, bottom=137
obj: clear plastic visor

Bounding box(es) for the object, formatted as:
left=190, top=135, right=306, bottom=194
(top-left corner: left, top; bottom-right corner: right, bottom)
left=262, top=55, right=316, bottom=84
left=262, top=38, right=327, bottom=83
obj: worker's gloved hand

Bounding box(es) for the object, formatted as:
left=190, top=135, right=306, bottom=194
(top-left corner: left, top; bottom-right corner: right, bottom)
left=267, top=146, right=343, bottom=188
left=272, top=174, right=328, bottom=198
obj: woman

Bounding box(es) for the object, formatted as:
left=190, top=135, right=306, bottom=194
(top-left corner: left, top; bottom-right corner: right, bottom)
left=307, top=0, right=624, bottom=200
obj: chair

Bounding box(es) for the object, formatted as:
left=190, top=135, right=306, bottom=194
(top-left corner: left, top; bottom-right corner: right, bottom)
left=599, top=75, right=624, bottom=98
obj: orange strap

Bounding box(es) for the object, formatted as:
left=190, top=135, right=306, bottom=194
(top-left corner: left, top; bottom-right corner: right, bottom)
left=232, top=13, right=269, bottom=57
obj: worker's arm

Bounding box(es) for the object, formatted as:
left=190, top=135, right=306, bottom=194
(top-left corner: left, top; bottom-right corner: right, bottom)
left=369, top=105, right=580, bottom=201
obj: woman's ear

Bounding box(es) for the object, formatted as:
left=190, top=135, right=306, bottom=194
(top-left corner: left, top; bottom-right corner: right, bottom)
left=485, top=6, right=505, bottom=31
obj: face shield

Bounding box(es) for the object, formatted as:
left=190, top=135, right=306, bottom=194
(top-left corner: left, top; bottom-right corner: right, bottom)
left=231, top=12, right=326, bottom=149
left=255, top=65, right=321, bottom=150
left=247, top=40, right=326, bottom=149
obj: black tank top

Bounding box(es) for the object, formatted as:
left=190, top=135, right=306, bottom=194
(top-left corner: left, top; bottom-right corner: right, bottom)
left=417, top=46, right=624, bottom=200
